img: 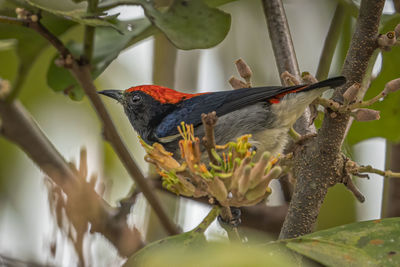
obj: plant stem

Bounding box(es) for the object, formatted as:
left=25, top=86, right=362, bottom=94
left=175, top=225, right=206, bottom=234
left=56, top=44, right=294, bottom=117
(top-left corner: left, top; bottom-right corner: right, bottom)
left=83, top=0, right=99, bottom=62
left=194, top=206, right=220, bottom=233
left=316, top=3, right=346, bottom=80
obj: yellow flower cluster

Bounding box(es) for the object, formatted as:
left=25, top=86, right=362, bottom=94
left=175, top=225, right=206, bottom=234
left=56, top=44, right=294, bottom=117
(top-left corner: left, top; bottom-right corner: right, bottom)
left=139, top=122, right=281, bottom=207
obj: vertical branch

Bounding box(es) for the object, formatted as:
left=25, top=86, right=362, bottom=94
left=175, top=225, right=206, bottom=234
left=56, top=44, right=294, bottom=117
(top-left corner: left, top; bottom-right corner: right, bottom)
left=261, top=0, right=300, bottom=81
left=261, top=0, right=314, bottom=136
left=316, top=4, right=346, bottom=80
left=383, top=142, right=400, bottom=217
left=83, top=0, right=99, bottom=62
left=279, top=0, right=385, bottom=239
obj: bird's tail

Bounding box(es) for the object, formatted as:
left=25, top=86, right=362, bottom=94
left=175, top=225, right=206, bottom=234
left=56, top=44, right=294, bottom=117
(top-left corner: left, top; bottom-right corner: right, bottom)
left=302, top=76, right=346, bottom=92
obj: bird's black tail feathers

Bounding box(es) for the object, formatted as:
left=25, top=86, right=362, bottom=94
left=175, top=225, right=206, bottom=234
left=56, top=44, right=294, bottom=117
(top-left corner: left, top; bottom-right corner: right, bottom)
left=301, top=76, right=346, bottom=92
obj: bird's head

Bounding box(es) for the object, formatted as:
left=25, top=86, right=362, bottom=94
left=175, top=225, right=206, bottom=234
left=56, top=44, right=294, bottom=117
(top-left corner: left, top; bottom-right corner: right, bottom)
left=98, top=85, right=205, bottom=141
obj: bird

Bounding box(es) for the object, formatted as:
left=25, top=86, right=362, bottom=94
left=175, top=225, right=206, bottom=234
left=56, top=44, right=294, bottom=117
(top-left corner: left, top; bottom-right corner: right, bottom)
left=98, top=76, right=345, bottom=158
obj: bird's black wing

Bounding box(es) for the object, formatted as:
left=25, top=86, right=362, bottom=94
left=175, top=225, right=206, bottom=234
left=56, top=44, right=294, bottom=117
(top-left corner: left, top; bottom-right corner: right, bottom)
left=155, top=76, right=345, bottom=140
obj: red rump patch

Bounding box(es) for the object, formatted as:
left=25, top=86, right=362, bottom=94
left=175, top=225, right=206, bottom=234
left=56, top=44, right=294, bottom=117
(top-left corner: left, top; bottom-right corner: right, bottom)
left=268, top=85, right=308, bottom=104
left=125, top=85, right=208, bottom=104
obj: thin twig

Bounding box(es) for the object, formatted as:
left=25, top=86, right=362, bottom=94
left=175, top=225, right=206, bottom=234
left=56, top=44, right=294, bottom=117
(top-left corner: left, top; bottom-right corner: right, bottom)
left=0, top=14, right=179, bottom=235
left=83, top=0, right=99, bottom=62
left=316, top=3, right=346, bottom=80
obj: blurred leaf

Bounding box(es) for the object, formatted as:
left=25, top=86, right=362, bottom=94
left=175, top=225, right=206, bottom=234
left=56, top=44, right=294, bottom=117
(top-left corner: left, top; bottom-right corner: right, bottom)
left=346, top=15, right=400, bottom=145
left=126, top=206, right=220, bottom=266
left=286, top=217, right=400, bottom=266
left=129, top=242, right=296, bottom=267
left=47, top=18, right=154, bottom=100
left=0, top=0, right=76, bottom=97
left=25, top=0, right=118, bottom=28
left=99, top=0, right=231, bottom=50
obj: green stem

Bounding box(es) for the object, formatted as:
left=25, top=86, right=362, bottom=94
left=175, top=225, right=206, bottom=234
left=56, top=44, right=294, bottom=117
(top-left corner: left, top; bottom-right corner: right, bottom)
left=83, top=0, right=99, bottom=62
left=316, top=4, right=346, bottom=80
left=193, top=206, right=220, bottom=234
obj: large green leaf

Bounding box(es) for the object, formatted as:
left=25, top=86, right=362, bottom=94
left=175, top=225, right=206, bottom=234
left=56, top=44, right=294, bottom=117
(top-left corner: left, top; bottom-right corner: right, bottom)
left=346, top=15, right=400, bottom=144
left=286, top=217, right=400, bottom=266
left=46, top=18, right=155, bottom=100
left=24, top=0, right=118, bottom=28
left=99, top=0, right=231, bottom=50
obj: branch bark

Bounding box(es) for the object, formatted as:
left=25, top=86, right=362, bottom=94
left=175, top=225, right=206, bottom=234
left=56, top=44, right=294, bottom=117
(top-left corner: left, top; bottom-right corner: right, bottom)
left=384, top=142, right=400, bottom=217
left=279, top=0, right=385, bottom=239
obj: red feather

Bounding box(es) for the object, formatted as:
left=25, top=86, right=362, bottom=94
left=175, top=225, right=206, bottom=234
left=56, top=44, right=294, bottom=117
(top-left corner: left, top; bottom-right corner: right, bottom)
left=125, top=85, right=208, bottom=104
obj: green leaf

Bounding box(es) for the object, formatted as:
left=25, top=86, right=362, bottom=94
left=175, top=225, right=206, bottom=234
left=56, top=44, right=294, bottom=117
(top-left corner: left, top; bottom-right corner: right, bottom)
left=286, top=217, right=400, bottom=266
left=25, top=0, right=118, bottom=28
left=346, top=15, right=400, bottom=145
left=129, top=242, right=296, bottom=267
left=125, top=206, right=219, bottom=266
left=0, top=0, right=76, bottom=98
left=99, top=0, right=231, bottom=50
left=46, top=18, right=154, bottom=100
left=143, top=0, right=231, bottom=49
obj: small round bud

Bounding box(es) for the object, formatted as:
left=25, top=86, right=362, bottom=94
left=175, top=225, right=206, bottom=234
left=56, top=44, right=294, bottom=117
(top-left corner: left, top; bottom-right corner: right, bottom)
left=383, top=78, right=400, bottom=94
left=65, top=54, right=74, bottom=66
left=235, top=58, right=252, bottom=81
left=30, top=14, right=39, bottom=22
left=343, top=82, right=361, bottom=103
left=378, top=32, right=396, bottom=48
left=229, top=76, right=247, bottom=89
left=353, top=108, right=380, bottom=122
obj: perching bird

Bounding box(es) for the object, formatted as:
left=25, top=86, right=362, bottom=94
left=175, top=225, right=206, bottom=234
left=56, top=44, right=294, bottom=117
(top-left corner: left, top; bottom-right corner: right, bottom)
left=99, top=76, right=345, bottom=157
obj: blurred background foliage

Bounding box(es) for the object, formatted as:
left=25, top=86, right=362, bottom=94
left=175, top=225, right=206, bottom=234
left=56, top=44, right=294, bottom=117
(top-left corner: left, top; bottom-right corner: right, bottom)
left=0, top=0, right=399, bottom=265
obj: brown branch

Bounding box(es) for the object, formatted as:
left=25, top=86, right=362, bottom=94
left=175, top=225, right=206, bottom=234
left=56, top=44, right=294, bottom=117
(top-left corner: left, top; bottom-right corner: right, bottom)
left=201, top=112, right=218, bottom=165
left=279, top=0, right=385, bottom=239
left=261, top=0, right=313, bottom=208
left=0, top=101, right=143, bottom=257
left=0, top=14, right=179, bottom=234
left=384, top=142, right=400, bottom=217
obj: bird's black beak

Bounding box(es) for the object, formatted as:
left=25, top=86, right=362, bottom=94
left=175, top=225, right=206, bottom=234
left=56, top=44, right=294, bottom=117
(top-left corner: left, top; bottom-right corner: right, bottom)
left=98, top=90, right=123, bottom=102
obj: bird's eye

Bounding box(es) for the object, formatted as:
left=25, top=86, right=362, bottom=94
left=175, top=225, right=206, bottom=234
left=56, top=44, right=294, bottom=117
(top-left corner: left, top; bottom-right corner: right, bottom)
left=131, top=94, right=142, bottom=105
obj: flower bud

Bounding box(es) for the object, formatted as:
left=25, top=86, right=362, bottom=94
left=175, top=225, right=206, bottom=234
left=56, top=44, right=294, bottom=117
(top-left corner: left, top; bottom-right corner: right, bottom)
left=281, top=71, right=300, bottom=86
left=378, top=32, right=396, bottom=48
left=238, top=165, right=252, bottom=195
left=353, top=109, right=380, bottom=122
left=207, top=177, right=228, bottom=204
left=383, top=78, right=400, bottom=95
left=301, top=72, right=318, bottom=84
left=229, top=76, right=247, bottom=89
left=235, top=58, right=252, bottom=81
left=249, top=151, right=271, bottom=189
left=343, top=83, right=361, bottom=103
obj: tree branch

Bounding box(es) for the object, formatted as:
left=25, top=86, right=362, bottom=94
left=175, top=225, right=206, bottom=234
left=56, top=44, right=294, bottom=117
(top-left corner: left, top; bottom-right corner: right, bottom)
left=279, top=0, right=385, bottom=239
left=0, top=14, right=179, bottom=235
